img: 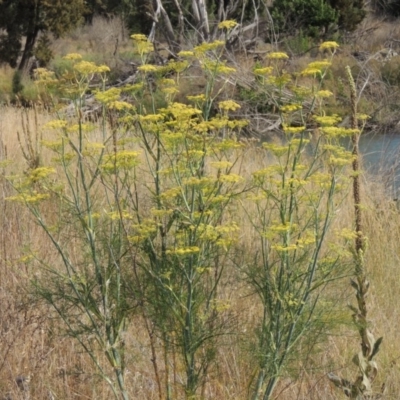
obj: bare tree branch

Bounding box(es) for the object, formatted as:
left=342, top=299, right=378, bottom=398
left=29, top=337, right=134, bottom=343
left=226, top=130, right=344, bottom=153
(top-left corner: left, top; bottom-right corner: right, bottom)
left=149, top=0, right=181, bottom=56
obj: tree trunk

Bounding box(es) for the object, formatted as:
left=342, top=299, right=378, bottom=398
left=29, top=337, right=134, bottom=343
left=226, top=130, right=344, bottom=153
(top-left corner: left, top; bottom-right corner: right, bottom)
left=192, top=0, right=210, bottom=41
left=18, top=26, right=39, bottom=72
left=149, top=0, right=181, bottom=57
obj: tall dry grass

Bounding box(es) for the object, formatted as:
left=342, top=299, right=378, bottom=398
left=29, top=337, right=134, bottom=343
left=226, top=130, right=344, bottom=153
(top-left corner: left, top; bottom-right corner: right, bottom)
left=0, top=105, right=399, bottom=399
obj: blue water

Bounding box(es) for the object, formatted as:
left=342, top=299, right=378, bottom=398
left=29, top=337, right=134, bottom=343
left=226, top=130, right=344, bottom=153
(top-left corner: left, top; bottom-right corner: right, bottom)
left=357, top=133, right=400, bottom=197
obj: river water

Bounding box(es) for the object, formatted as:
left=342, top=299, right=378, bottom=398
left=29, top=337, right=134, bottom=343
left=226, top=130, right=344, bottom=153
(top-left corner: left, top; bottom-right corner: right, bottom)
left=358, top=133, right=400, bottom=197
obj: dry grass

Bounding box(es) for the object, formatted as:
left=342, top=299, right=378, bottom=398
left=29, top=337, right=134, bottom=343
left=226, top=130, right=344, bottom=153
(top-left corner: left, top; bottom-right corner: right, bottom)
left=0, top=106, right=399, bottom=399
left=351, top=15, right=400, bottom=53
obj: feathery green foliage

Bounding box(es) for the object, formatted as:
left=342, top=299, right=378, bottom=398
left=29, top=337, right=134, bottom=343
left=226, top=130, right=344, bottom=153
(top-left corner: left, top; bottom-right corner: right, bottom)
left=5, top=31, right=375, bottom=399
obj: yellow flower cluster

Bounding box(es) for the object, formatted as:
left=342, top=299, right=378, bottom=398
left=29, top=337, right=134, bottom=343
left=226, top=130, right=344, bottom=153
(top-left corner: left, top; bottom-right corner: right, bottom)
left=282, top=125, right=306, bottom=134
left=252, top=165, right=281, bottom=178
left=44, top=120, right=68, bottom=130
left=201, top=60, right=236, bottom=74
left=267, top=52, right=289, bottom=60
left=66, top=123, right=94, bottom=134
left=131, top=34, right=147, bottom=41
left=262, top=142, right=289, bottom=157
left=131, top=34, right=153, bottom=56
left=218, top=100, right=241, bottom=111
left=271, top=244, right=298, bottom=252
left=150, top=208, right=174, bottom=218
left=160, top=187, right=182, bottom=200
left=123, top=82, right=144, bottom=92
left=296, top=231, right=316, bottom=247
left=128, top=219, right=158, bottom=243
left=186, top=150, right=205, bottom=159
left=34, top=68, right=57, bottom=84
left=307, top=60, right=331, bottom=70
left=178, top=50, right=195, bottom=58
left=107, top=210, right=134, bottom=220
left=254, top=67, right=274, bottom=75
left=329, top=155, right=353, bottom=166
left=218, top=174, right=243, bottom=183
left=310, top=172, right=334, bottom=189
left=187, top=94, right=206, bottom=102
left=210, top=194, right=230, bottom=204
left=280, top=104, right=302, bottom=113
left=7, top=192, right=50, bottom=204
left=63, top=53, right=83, bottom=61
left=82, top=142, right=105, bottom=157
left=41, top=139, right=63, bottom=151
left=301, top=60, right=331, bottom=76
left=301, top=67, right=322, bottom=76
left=183, top=176, right=215, bottom=187
left=194, top=40, right=225, bottom=55
left=74, top=60, right=110, bottom=75
left=314, top=115, right=341, bottom=126
left=267, top=74, right=291, bottom=86
left=139, top=113, right=164, bottom=123
left=167, top=60, right=189, bottom=73
left=214, top=139, right=244, bottom=151
left=292, top=85, right=312, bottom=97
left=218, top=20, right=238, bottom=30
left=28, top=167, right=56, bottom=182
left=138, top=64, right=159, bottom=73
left=166, top=246, right=200, bottom=256
left=323, top=145, right=354, bottom=166
left=210, top=161, right=233, bottom=169
left=321, top=127, right=359, bottom=137
left=357, top=113, right=369, bottom=121
left=316, top=90, right=333, bottom=98
left=319, top=41, right=339, bottom=51
left=109, top=101, right=135, bottom=111
left=337, top=228, right=358, bottom=240
left=162, top=87, right=179, bottom=96
left=102, top=150, right=140, bottom=172
left=95, top=87, right=121, bottom=104
left=195, top=222, right=239, bottom=248
left=267, top=223, right=293, bottom=234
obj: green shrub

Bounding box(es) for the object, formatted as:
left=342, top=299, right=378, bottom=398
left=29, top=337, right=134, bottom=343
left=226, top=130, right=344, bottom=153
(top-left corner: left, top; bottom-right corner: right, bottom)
left=34, top=35, right=54, bottom=67
left=12, top=70, right=24, bottom=95
left=381, top=56, right=400, bottom=86
left=270, top=0, right=338, bottom=38
left=270, top=0, right=365, bottom=38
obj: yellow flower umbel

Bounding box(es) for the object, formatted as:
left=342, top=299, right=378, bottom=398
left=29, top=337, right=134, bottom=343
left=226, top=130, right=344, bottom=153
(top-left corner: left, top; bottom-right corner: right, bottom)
left=63, top=53, right=83, bottom=62
left=316, top=90, right=333, bottom=98
left=267, top=52, right=289, bottom=60
left=101, top=150, right=140, bottom=173
left=218, top=100, right=241, bottom=112
left=194, top=40, right=225, bottom=56
left=282, top=125, right=306, bottom=134
left=218, top=20, right=238, bottom=30
left=254, top=66, right=274, bottom=76
left=74, top=61, right=109, bottom=75
left=319, top=41, right=339, bottom=51
left=301, top=60, right=331, bottom=76
left=280, top=104, right=302, bottom=113
left=131, top=34, right=153, bottom=60
left=138, top=64, right=159, bottom=73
